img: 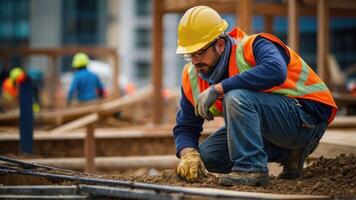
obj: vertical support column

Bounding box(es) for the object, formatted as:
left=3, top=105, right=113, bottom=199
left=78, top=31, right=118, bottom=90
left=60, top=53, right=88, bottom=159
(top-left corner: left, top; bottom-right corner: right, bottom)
left=264, top=15, right=274, bottom=34
left=237, top=0, right=252, bottom=34
left=112, top=51, right=120, bottom=98
left=19, top=79, right=34, bottom=155
left=288, top=0, right=300, bottom=52
left=317, top=0, right=329, bottom=83
left=152, top=0, right=163, bottom=124
left=49, top=55, right=58, bottom=108
left=85, top=123, right=95, bottom=173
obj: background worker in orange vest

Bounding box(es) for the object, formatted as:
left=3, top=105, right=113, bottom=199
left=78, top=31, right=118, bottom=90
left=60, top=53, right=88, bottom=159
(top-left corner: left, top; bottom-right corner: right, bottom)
left=1, top=67, right=37, bottom=154
left=173, top=6, right=337, bottom=186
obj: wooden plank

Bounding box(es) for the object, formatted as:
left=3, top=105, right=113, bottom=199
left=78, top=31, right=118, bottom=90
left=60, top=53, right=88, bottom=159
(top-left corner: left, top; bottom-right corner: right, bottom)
left=112, top=51, right=120, bottom=98
left=238, top=0, right=253, bottom=34
left=312, top=129, right=356, bottom=158
left=99, top=85, right=153, bottom=115
left=304, top=0, right=356, bottom=9
left=85, top=123, right=95, bottom=173
left=328, top=115, right=356, bottom=128
left=17, top=155, right=179, bottom=170
left=152, top=0, right=164, bottom=124
left=161, top=0, right=356, bottom=16
left=264, top=15, right=274, bottom=34
left=317, top=0, right=329, bottom=82
left=332, top=92, right=356, bottom=107
left=0, top=47, right=118, bottom=57
left=0, top=86, right=153, bottom=125
left=49, top=55, right=59, bottom=109
left=288, top=0, right=300, bottom=52
left=328, top=54, right=346, bottom=87
left=0, top=116, right=354, bottom=141
left=49, top=113, right=99, bottom=134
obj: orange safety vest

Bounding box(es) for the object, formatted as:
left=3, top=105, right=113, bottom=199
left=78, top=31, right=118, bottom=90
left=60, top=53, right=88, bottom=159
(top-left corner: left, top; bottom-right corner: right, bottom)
left=182, top=27, right=337, bottom=123
left=2, top=78, right=17, bottom=100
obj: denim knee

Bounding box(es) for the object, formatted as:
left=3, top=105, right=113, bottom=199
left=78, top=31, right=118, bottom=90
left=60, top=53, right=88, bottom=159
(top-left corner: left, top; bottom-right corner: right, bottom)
left=198, top=145, right=232, bottom=173
left=223, top=89, right=252, bottom=116
left=224, top=89, right=251, bottom=107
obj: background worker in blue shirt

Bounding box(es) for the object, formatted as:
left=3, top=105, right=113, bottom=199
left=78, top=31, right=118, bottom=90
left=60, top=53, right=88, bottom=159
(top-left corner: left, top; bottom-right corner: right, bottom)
left=67, top=52, right=104, bottom=105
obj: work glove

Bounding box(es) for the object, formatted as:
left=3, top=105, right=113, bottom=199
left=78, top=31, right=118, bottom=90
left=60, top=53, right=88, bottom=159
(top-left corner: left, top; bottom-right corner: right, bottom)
left=177, top=149, right=207, bottom=183
left=195, top=85, right=220, bottom=120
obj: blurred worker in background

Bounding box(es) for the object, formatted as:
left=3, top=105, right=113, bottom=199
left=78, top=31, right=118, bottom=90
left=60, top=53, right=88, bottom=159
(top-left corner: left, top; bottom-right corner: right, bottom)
left=67, top=52, right=104, bottom=105
left=173, top=6, right=337, bottom=186
left=1, top=67, right=37, bottom=154
left=2, top=67, right=40, bottom=112
left=0, top=67, right=10, bottom=97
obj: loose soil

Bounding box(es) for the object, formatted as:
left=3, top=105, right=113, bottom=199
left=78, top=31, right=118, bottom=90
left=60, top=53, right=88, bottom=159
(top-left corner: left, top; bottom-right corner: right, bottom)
left=1, top=154, right=355, bottom=199
left=106, top=154, right=356, bottom=199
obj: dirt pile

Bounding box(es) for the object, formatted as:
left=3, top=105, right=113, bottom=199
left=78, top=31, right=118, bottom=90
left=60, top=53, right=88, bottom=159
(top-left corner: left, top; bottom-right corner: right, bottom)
left=108, top=154, right=356, bottom=199
left=2, top=154, right=355, bottom=199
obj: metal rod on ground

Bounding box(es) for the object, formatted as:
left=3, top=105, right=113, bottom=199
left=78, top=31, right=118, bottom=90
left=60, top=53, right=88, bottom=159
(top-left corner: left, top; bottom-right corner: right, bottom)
left=0, top=168, right=329, bottom=199
left=0, top=156, right=88, bottom=175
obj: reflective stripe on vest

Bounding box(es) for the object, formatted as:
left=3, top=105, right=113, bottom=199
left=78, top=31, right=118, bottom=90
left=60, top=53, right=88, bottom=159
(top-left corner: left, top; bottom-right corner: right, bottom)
left=235, top=36, right=331, bottom=98
left=187, top=63, right=223, bottom=116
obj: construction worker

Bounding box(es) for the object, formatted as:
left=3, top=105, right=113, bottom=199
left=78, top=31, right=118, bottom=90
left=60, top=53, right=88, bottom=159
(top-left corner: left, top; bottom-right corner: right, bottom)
left=1, top=67, right=36, bottom=154
left=173, top=6, right=337, bottom=186
left=67, top=52, right=104, bottom=105
left=2, top=67, right=40, bottom=112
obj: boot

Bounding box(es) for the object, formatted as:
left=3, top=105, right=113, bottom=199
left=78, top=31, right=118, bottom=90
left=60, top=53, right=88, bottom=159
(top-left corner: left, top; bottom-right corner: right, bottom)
left=278, top=148, right=306, bottom=179
left=219, top=171, right=269, bottom=186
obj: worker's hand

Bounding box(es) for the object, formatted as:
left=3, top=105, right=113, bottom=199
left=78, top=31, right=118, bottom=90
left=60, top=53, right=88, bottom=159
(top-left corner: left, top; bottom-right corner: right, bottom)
left=195, top=85, right=220, bottom=120
left=177, top=148, right=207, bottom=183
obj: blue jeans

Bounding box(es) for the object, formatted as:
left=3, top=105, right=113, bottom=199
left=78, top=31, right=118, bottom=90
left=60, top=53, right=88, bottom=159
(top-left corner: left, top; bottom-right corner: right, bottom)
left=198, top=89, right=327, bottom=173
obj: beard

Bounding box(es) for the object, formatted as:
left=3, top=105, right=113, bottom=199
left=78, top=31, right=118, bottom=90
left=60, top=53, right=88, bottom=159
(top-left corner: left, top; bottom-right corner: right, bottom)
left=197, top=50, right=220, bottom=76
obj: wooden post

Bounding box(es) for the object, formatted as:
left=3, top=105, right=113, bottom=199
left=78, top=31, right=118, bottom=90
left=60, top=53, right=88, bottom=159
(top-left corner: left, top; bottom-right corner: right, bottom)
left=49, top=55, right=58, bottom=108
left=112, top=52, right=120, bottom=98
left=264, top=15, right=274, bottom=34
left=317, top=0, right=329, bottom=83
left=288, top=0, right=300, bottom=52
left=238, top=0, right=252, bottom=34
left=152, top=0, right=163, bottom=124
left=84, top=123, right=95, bottom=173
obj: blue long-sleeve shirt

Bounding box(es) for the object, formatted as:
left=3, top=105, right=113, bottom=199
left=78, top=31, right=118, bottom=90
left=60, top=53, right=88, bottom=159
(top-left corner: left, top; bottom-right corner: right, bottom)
left=173, top=36, right=332, bottom=156
left=67, top=68, right=104, bottom=103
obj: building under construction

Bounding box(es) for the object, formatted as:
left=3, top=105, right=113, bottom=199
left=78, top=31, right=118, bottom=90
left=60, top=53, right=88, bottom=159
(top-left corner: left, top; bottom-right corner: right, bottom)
left=0, top=0, right=356, bottom=199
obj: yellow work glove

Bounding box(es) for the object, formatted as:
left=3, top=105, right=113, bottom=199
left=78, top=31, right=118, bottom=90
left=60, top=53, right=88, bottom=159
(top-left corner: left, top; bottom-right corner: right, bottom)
left=32, top=102, right=40, bottom=113
left=177, top=149, right=207, bottom=183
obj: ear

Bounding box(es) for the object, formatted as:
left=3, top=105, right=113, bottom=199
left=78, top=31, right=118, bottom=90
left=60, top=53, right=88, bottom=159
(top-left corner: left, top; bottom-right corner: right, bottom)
left=215, top=38, right=225, bottom=54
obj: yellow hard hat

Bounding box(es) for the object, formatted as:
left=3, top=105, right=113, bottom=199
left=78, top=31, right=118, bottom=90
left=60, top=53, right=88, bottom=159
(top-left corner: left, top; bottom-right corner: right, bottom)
left=72, top=52, right=89, bottom=68
left=10, top=67, right=26, bottom=83
left=10, top=67, right=23, bottom=80
left=176, top=6, right=228, bottom=54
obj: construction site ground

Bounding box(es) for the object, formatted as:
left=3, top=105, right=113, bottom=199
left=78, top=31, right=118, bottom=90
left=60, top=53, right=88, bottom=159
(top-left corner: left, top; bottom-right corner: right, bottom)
left=0, top=154, right=355, bottom=199
left=1, top=118, right=356, bottom=199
